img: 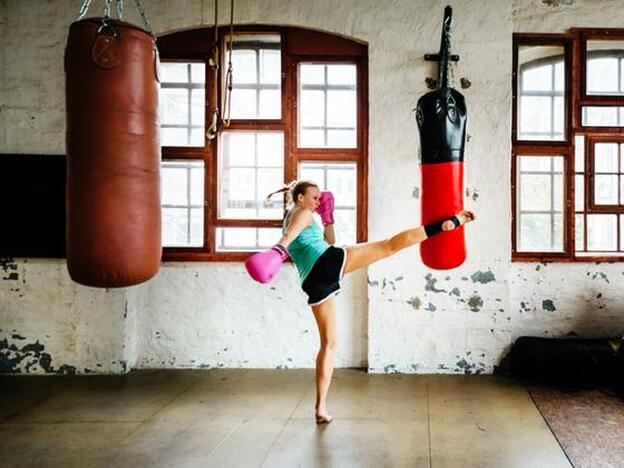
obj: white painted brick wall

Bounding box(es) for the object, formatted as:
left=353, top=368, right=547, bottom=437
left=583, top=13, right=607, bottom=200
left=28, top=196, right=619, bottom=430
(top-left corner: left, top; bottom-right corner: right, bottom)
left=1, top=0, right=623, bottom=374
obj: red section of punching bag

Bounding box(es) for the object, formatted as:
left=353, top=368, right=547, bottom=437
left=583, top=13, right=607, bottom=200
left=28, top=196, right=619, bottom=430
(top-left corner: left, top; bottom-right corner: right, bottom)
left=420, top=162, right=465, bottom=270
left=65, top=18, right=161, bottom=288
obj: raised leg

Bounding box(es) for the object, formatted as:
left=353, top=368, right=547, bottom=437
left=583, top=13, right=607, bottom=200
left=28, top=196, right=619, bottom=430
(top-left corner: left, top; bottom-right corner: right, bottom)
left=311, top=297, right=337, bottom=424
left=343, top=210, right=474, bottom=275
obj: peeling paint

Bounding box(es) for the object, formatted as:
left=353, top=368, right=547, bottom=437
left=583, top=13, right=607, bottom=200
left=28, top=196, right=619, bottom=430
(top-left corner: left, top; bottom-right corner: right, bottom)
left=412, top=187, right=420, bottom=199
left=450, top=287, right=460, bottom=296
left=520, top=301, right=531, bottom=313
left=424, top=303, right=437, bottom=312
left=587, top=271, right=610, bottom=284
left=0, top=335, right=77, bottom=374
left=384, top=364, right=398, bottom=374
left=467, top=295, right=483, bottom=312
left=367, top=279, right=379, bottom=287
left=0, top=258, right=18, bottom=281
left=542, top=299, right=556, bottom=312
left=406, top=296, right=421, bottom=310
left=470, top=270, right=495, bottom=284
left=542, top=0, right=575, bottom=6
left=424, top=273, right=446, bottom=293
left=465, top=188, right=479, bottom=201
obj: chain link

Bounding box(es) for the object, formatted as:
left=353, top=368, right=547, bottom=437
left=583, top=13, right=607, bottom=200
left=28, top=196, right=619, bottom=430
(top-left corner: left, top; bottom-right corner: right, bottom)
left=102, top=0, right=112, bottom=17
left=76, top=0, right=93, bottom=20
left=134, top=0, right=156, bottom=39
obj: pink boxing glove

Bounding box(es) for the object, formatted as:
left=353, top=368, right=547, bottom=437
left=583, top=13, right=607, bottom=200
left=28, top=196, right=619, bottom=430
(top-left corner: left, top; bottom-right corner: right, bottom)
left=245, top=244, right=290, bottom=284
left=317, top=191, right=335, bottom=226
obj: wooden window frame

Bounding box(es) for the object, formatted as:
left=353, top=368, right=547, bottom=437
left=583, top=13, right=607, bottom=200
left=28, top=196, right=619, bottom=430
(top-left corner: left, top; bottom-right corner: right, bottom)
left=157, top=26, right=368, bottom=262
left=512, top=30, right=624, bottom=262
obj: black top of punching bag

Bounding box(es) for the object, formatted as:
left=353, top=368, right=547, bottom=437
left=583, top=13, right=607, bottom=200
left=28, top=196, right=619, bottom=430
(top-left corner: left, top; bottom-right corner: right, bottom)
left=416, top=6, right=467, bottom=165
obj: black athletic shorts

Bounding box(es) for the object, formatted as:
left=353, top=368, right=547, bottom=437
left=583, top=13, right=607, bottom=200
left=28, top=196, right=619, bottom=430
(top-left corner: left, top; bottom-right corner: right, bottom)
left=301, top=246, right=347, bottom=306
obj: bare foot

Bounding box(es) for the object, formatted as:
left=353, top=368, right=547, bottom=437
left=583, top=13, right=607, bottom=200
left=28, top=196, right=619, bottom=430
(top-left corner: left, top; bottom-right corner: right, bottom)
left=442, top=210, right=475, bottom=231
left=315, top=409, right=334, bottom=424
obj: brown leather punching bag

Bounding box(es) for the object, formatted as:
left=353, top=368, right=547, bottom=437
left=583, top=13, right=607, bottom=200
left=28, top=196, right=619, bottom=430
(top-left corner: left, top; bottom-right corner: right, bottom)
left=65, top=18, right=161, bottom=288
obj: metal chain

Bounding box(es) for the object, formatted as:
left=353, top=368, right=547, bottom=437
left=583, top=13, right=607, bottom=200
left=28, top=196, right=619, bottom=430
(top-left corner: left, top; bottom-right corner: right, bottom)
left=222, top=0, right=234, bottom=127
left=134, top=0, right=157, bottom=39
left=76, top=0, right=93, bottom=20
left=103, top=0, right=112, bottom=17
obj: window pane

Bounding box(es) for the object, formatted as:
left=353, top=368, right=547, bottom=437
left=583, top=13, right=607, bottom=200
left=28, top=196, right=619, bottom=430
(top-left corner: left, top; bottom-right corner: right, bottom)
left=300, top=64, right=325, bottom=84
left=161, top=128, right=188, bottom=147
left=299, top=63, right=357, bottom=148
left=587, top=214, right=617, bottom=251
left=259, top=49, right=280, bottom=84
left=581, top=106, right=623, bottom=127
left=575, top=175, right=584, bottom=211
left=160, top=61, right=206, bottom=148
left=299, top=129, right=324, bottom=147
left=519, top=214, right=556, bottom=251
left=520, top=174, right=552, bottom=211
left=327, top=129, right=357, bottom=148
left=191, top=89, right=205, bottom=126
left=225, top=133, right=255, bottom=166
left=298, top=167, right=325, bottom=186
left=575, top=214, right=584, bottom=251
left=219, top=131, right=284, bottom=219
left=595, top=143, right=618, bottom=172
left=517, top=155, right=565, bottom=252
left=334, top=209, right=357, bottom=246
left=190, top=63, right=205, bottom=83
left=161, top=88, right=188, bottom=125
left=259, top=89, right=281, bottom=119
left=190, top=166, right=204, bottom=206
left=161, top=63, right=188, bottom=83
left=232, top=50, right=257, bottom=84
left=522, top=63, right=553, bottom=91
left=300, top=90, right=325, bottom=126
left=299, top=162, right=357, bottom=245
left=594, top=175, right=618, bottom=204
left=587, top=57, right=619, bottom=94
left=216, top=227, right=281, bottom=251
left=327, top=65, right=357, bottom=85
left=586, top=40, right=624, bottom=95
left=230, top=89, right=257, bottom=119
left=161, top=161, right=205, bottom=247
left=162, top=167, right=188, bottom=206
left=575, top=135, right=585, bottom=172
left=327, top=90, right=357, bottom=127
left=163, top=208, right=190, bottom=246
left=520, top=156, right=553, bottom=172
left=257, top=133, right=283, bottom=167
left=228, top=34, right=281, bottom=120
left=517, top=45, right=565, bottom=141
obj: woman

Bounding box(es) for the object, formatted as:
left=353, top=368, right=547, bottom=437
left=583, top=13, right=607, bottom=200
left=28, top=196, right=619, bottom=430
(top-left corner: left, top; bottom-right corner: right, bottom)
left=257, top=180, right=475, bottom=424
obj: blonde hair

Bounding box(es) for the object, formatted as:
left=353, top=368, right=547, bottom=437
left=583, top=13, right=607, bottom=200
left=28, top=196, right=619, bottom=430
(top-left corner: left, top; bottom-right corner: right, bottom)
left=266, top=180, right=319, bottom=211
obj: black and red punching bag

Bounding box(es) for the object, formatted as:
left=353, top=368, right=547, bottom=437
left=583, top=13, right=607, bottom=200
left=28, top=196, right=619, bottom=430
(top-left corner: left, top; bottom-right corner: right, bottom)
left=65, top=17, right=161, bottom=287
left=415, top=6, right=467, bottom=270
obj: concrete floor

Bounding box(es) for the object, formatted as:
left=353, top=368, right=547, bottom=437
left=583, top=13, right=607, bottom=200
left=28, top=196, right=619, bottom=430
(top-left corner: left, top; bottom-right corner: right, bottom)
left=0, top=369, right=571, bottom=468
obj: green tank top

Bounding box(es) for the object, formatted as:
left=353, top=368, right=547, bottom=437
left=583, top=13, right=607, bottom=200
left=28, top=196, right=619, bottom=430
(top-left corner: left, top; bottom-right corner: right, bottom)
left=284, top=213, right=329, bottom=282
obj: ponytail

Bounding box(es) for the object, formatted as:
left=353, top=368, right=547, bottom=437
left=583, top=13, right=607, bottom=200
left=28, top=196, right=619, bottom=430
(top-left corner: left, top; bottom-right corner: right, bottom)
left=266, top=180, right=318, bottom=211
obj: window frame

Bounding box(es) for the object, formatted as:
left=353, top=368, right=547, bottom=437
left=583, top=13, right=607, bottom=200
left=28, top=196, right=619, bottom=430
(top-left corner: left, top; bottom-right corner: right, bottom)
left=158, top=25, right=368, bottom=261
left=512, top=29, right=624, bottom=262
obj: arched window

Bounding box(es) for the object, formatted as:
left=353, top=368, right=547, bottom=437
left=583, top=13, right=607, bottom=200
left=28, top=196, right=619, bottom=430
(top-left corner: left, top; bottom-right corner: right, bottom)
left=157, top=26, right=368, bottom=261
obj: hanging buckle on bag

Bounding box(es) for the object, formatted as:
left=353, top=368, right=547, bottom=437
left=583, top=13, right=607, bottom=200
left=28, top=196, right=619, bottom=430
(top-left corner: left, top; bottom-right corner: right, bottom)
left=97, top=17, right=118, bottom=37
